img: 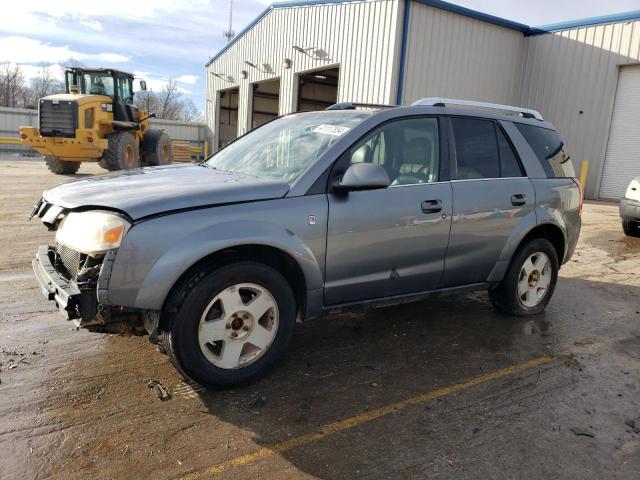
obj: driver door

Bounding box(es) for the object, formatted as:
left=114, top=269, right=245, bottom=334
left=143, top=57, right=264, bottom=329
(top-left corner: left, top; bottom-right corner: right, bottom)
left=324, top=117, right=453, bottom=305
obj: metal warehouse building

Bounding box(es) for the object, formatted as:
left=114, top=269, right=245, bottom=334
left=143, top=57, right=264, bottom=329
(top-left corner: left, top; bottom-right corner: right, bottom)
left=205, top=0, right=640, bottom=199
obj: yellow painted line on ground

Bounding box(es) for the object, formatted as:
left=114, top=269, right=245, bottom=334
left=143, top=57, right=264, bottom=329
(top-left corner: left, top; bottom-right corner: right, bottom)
left=182, top=354, right=555, bottom=479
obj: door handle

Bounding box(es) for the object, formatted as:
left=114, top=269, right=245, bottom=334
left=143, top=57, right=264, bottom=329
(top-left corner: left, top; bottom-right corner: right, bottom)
left=511, top=194, right=527, bottom=206
left=421, top=199, right=442, bottom=214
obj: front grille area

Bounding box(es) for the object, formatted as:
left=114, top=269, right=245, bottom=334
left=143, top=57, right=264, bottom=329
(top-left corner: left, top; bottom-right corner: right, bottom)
left=55, top=243, right=81, bottom=279
left=39, top=99, right=77, bottom=138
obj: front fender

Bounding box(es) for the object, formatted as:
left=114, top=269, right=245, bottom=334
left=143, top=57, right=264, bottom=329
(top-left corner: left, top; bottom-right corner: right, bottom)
left=106, top=200, right=327, bottom=310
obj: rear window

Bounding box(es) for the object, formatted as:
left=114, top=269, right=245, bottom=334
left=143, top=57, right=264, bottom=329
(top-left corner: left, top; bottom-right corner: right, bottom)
left=515, top=124, right=575, bottom=178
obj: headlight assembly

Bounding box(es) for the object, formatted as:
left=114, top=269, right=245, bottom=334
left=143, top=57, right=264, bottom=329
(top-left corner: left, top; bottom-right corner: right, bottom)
left=55, top=211, right=131, bottom=255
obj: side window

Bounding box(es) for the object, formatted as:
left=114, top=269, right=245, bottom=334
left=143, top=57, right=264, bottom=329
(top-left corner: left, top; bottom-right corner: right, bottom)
left=344, top=117, right=440, bottom=185
left=515, top=123, right=575, bottom=178
left=451, top=118, right=500, bottom=179
left=116, top=77, right=133, bottom=104
left=496, top=127, right=524, bottom=177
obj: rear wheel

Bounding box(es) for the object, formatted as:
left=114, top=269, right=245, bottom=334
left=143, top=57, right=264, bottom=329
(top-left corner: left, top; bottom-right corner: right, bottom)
left=44, top=156, right=80, bottom=175
left=489, top=238, right=559, bottom=316
left=142, top=129, right=173, bottom=166
left=100, top=132, right=140, bottom=171
left=622, top=220, right=640, bottom=237
left=161, top=262, right=296, bottom=388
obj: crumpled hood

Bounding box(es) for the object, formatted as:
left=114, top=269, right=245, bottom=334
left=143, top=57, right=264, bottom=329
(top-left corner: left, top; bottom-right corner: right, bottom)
left=43, top=164, right=290, bottom=220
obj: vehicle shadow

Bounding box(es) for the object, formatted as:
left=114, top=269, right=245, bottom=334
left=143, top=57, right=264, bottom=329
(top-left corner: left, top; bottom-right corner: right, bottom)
left=188, top=276, right=640, bottom=479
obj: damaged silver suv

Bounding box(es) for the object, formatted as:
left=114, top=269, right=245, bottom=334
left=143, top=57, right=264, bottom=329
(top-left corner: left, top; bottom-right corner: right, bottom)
left=31, top=98, right=582, bottom=388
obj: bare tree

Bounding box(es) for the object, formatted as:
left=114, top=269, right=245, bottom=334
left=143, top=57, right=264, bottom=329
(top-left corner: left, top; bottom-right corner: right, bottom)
left=134, top=79, right=203, bottom=122
left=25, top=67, right=65, bottom=108
left=0, top=62, right=28, bottom=108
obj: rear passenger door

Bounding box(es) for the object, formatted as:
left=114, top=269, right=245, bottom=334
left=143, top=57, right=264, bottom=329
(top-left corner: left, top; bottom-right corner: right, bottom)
left=440, top=117, right=535, bottom=287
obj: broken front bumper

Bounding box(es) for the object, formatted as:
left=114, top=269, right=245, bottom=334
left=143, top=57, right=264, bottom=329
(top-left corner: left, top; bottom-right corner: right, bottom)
left=31, top=245, right=97, bottom=320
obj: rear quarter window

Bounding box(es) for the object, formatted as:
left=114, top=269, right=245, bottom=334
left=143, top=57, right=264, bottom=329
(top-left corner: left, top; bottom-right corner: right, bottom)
left=515, top=124, right=575, bottom=178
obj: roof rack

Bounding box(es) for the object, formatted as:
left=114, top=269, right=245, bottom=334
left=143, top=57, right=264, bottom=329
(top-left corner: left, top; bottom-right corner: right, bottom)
left=326, top=102, right=396, bottom=111
left=411, top=97, right=543, bottom=120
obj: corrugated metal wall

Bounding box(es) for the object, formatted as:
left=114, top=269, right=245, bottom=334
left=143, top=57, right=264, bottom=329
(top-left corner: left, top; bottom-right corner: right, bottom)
left=0, top=107, right=37, bottom=154
left=206, top=0, right=403, bottom=143
left=401, top=2, right=526, bottom=105
left=520, top=20, right=640, bottom=198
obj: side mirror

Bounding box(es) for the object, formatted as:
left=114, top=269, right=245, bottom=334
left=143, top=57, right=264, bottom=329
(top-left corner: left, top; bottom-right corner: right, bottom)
left=139, top=80, right=147, bottom=91
left=335, top=163, right=390, bottom=192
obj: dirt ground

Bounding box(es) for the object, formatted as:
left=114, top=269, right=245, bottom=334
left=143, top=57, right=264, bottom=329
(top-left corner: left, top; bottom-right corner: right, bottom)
left=1, top=157, right=639, bottom=480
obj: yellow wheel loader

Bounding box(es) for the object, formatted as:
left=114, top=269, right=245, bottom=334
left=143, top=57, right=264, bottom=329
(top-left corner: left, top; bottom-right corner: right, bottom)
left=20, top=68, right=173, bottom=174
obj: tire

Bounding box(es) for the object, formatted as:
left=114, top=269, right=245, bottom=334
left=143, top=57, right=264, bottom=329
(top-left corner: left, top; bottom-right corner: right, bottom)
left=161, top=262, right=296, bottom=388
left=622, top=220, right=640, bottom=237
left=489, top=238, right=559, bottom=316
left=141, top=129, right=173, bottom=166
left=100, top=132, right=140, bottom=171
left=44, top=156, right=80, bottom=175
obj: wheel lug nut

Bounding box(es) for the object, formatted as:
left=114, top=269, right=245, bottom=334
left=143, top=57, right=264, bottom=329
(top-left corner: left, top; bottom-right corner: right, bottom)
left=243, top=314, right=248, bottom=319
left=232, top=332, right=237, bottom=337
left=243, top=326, right=249, bottom=331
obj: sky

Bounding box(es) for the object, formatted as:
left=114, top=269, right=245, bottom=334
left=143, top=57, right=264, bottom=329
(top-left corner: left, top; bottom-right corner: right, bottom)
left=2, top=0, right=639, bottom=113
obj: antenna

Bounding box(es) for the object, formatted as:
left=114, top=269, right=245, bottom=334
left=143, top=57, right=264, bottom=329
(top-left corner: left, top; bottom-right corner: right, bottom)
left=223, top=0, right=235, bottom=42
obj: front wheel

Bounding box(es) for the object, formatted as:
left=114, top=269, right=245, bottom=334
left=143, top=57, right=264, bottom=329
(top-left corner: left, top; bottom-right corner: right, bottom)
left=489, top=238, right=559, bottom=316
left=141, top=129, right=173, bottom=166
left=161, top=262, right=296, bottom=388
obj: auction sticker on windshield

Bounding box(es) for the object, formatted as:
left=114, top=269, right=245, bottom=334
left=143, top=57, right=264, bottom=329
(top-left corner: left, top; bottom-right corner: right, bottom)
left=312, top=125, right=351, bottom=136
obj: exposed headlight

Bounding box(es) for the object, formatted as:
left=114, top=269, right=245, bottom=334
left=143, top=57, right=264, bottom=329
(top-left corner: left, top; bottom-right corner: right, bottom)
left=625, top=179, right=640, bottom=202
left=55, top=211, right=131, bottom=255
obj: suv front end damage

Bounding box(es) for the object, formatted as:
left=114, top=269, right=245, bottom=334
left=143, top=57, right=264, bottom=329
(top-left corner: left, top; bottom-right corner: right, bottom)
left=30, top=199, right=126, bottom=328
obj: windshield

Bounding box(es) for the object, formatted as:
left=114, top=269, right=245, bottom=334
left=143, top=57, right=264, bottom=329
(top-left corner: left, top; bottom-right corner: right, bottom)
left=83, top=73, right=115, bottom=97
left=205, top=111, right=372, bottom=183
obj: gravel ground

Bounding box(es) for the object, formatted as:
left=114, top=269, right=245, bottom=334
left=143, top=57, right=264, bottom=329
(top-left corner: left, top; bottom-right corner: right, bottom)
left=0, top=157, right=639, bottom=479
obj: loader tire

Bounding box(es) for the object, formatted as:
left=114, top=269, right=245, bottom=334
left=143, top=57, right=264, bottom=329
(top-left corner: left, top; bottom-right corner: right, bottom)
left=142, top=129, right=173, bottom=166
left=101, top=132, right=140, bottom=171
left=44, top=156, right=80, bottom=175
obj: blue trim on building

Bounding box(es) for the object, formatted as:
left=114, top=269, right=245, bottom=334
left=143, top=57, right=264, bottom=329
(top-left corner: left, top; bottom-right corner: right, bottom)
left=206, top=0, right=640, bottom=67
left=396, top=0, right=411, bottom=105
left=411, top=0, right=529, bottom=33
left=527, top=9, right=640, bottom=36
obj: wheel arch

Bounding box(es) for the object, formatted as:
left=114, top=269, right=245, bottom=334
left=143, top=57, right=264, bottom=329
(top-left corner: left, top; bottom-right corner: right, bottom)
left=157, top=243, right=308, bottom=332
left=519, top=223, right=566, bottom=265
left=488, top=221, right=566, bottom=283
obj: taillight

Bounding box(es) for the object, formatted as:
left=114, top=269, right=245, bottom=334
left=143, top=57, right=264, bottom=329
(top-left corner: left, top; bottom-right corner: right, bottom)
left=574, top=178, right=584, bottom=218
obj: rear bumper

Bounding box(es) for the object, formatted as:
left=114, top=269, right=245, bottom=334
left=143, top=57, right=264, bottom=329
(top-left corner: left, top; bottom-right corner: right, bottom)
left=620, top=198, right=640, bottom=222
left=19, top=126, right=107, bottom=160
left=32, top=245, right=81, bottom=319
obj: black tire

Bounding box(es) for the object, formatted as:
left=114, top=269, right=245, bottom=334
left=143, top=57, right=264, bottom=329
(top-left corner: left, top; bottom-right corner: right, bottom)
left=100, top=132, right=140, bottom=171
left=141, top=129, right=173, bottom=166
left=161, top=262, right=296, bottom=388
left=44, top=156, right=80, bottom=175
left=622, top=220, right=640, bottom=237
left=489, top=238, right=559, bottom=316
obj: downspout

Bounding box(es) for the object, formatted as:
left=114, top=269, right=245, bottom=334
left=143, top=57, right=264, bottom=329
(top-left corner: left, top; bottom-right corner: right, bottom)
left=395, top=0, right=411, bottom=105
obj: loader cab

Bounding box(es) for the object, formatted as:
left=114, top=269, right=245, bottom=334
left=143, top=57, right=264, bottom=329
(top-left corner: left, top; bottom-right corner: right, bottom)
left=65, top=68, right=144, bottom=124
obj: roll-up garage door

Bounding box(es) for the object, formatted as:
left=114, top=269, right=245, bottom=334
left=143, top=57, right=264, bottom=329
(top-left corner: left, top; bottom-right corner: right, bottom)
left=599, top=65, right=640, bottom=200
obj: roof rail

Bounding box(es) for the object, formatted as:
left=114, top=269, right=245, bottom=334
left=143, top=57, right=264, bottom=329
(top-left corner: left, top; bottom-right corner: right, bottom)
left=411, top=97, right=543, bottom=120
left=326, top=102, right=396, bottom=111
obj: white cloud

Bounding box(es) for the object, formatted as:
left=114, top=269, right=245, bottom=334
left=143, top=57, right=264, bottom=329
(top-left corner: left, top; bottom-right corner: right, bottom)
left=18, top=63, right=66, bottom=81
left=175, top=74, right=199, bottom=85
left=0, top=36, right=130, bottom=64
left=132, top=70, right=195, bottom=94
